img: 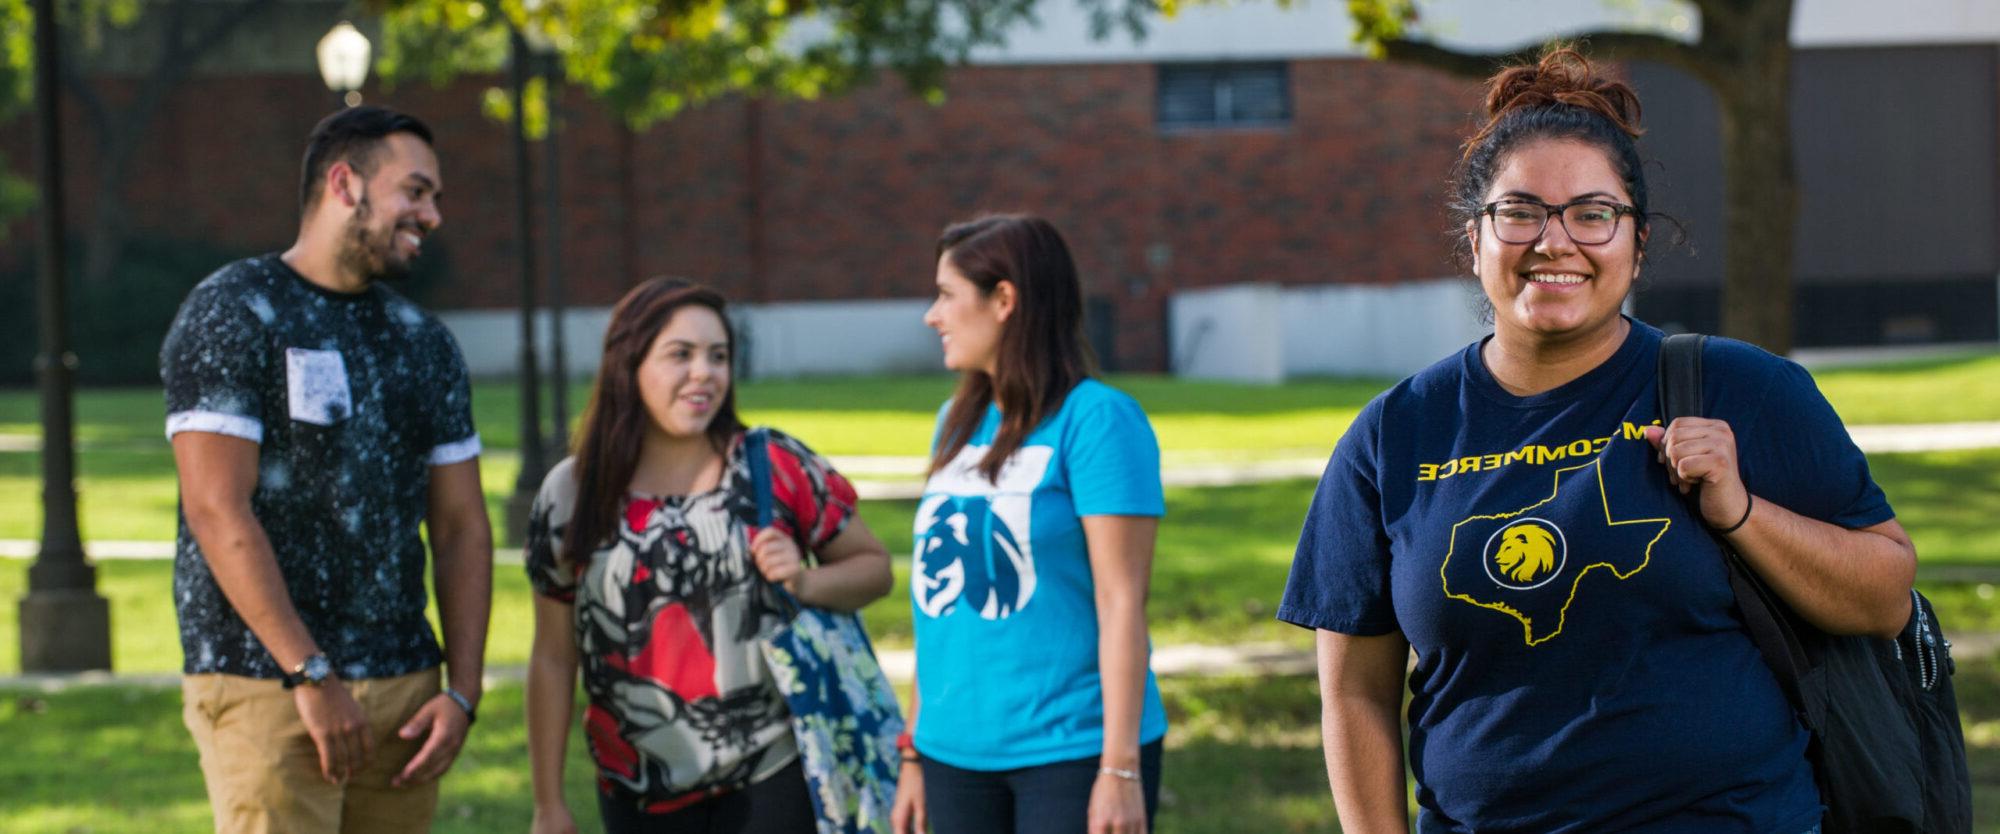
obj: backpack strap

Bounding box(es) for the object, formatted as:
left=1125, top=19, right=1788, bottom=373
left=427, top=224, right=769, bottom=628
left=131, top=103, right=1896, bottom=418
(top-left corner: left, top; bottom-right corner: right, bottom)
left=743, top=426, right=804, bottom=614
left=1655, top=333, right=1822, bottom=730
left=745, top=426, right=773, bottom=528
left=1657, top=333, right=1706, bottom=424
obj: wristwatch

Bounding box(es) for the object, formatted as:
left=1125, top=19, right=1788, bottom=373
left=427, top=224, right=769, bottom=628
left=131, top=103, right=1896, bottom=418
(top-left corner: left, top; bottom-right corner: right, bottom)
left=280, top=653, right=333, bottom=689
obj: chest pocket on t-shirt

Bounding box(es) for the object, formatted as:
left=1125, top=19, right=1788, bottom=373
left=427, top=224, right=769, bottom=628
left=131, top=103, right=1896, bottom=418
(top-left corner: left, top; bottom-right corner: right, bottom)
left=285, top=347, right=352, bottom=426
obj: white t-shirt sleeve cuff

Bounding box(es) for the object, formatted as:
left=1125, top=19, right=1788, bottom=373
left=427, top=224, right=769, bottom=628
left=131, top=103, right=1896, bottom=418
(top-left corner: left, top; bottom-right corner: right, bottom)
left=165, top=411, right=264, bottom=443
left=429, top=434, right=483, bottom=466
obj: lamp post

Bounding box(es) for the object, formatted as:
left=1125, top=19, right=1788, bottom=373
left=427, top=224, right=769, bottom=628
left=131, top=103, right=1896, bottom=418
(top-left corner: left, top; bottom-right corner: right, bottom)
left=316, top=22, right=371, bottom=109
left=20, top=0, right=112, bottom=672
left=503, top=26, right=547, bottom=545
left=533, top=38, right=570, bottom=453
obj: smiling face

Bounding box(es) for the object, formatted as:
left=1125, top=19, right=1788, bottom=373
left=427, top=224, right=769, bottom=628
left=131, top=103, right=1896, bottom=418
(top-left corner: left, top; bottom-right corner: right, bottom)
left=637, top=305, right=731, bottom=442
left=335, top=132, right=442, bottom=282
left=1470, top=138, right=1644, bottom=347
left=923, top=252, right=1012, bottom=375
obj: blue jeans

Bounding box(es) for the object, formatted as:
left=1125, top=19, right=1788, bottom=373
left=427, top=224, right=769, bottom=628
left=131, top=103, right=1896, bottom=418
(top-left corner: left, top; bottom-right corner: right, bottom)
left=920, top=740, right=1164, bottom=834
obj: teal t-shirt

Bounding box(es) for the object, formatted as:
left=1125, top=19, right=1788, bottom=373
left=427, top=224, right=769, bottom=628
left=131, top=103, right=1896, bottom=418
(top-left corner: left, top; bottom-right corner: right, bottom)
left=911, top=378, right=1170, bottom=770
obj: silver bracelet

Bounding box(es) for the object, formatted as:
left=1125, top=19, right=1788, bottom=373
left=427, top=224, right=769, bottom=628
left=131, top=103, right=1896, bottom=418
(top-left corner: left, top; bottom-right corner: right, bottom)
left=443, top=686, right=477, bottom=725
left=1097, top=765, right=1141, bottom=782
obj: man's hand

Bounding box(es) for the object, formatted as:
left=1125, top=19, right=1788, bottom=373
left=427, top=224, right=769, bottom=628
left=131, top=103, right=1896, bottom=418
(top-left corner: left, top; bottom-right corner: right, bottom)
left=531, top=803, right=580, bottom=834
left=391, top=693, right=473, bottom=787
left=295, top=681, right=373, bottom=784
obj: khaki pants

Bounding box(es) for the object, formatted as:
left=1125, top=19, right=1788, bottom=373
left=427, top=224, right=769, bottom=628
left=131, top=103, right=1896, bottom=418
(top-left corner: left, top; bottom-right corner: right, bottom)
left=182, top=668, right=443, bottom=834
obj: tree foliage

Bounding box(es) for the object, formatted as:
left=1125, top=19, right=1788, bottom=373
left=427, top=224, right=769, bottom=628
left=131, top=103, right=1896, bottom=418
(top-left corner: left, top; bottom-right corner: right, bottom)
left=375, top=0, right=1109, bottom=128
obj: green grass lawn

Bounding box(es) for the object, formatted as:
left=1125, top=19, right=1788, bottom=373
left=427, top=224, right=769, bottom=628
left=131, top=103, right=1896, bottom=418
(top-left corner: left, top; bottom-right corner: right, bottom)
left=4, top=449, right=1999, bottom=675
left=2, top=350, right=1996, bottom=543
left=2, top=359, right=1998, bottom=832
left=7, top=654, right=2000, bottom=833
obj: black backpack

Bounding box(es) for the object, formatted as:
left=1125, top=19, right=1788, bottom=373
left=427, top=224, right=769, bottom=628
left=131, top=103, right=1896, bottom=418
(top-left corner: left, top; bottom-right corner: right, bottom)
left=1657, top=333, right=1971, bottom=834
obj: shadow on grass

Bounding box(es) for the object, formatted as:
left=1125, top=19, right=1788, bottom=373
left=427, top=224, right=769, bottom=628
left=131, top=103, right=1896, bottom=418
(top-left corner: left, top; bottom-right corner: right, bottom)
left=1870, top=449, right=2000, bottom=569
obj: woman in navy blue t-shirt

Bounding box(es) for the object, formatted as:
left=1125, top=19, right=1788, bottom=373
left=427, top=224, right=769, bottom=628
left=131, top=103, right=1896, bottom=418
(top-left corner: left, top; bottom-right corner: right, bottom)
left=1277, top=48, right=1917, bottom=833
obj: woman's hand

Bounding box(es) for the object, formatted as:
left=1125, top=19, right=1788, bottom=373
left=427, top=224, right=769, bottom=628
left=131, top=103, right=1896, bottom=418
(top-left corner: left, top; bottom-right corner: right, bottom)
left=750, top=527, right=806, bottom=589
left=1087, top=770, right=1147, bottom=834
left=529, top=803, right=577, bottom=834
left=891, top=759, right=927, bottom=834
left=1644, top=417, right=1750, bottom=530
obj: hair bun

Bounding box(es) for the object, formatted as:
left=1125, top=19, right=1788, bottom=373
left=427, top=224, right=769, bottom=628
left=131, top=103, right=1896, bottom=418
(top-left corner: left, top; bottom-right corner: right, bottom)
left=1482, top=46, right=1643, bottom=140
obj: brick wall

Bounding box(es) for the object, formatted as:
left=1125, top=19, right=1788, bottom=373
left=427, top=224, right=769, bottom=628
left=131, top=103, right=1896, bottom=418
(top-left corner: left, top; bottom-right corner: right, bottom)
left=4, top=57, right=1485, bottom=371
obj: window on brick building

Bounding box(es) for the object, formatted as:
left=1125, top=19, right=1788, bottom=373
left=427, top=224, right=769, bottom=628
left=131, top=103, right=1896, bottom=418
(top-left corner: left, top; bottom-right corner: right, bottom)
left=1157, top=63, right=1291, bottom=129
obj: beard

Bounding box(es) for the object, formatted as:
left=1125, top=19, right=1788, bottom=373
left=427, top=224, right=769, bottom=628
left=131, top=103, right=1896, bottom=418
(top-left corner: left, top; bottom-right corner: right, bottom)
left=336, top=192, right=417, bottom=283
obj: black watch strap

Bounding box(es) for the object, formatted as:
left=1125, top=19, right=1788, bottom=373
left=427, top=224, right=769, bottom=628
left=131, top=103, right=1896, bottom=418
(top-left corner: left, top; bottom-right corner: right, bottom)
left=280, top=653, right=332, bottom=689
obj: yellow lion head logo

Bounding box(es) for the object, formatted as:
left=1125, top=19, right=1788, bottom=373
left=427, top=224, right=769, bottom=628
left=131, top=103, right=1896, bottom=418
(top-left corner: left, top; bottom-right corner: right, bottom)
left=1492, top=523, right=1558, bottom=584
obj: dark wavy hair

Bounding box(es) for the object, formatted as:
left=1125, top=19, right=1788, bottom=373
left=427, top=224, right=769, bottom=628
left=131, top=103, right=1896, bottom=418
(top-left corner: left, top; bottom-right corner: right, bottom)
left=1451, top=46, right=1649, bottom=266
left=927, top=214, right=1095, bottom=484
left=560, top=278, right=746, bottom=565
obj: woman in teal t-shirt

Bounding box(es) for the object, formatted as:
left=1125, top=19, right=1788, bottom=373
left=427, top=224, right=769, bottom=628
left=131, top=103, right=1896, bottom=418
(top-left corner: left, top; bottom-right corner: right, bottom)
left=890, top=215, right=1168, bottom=834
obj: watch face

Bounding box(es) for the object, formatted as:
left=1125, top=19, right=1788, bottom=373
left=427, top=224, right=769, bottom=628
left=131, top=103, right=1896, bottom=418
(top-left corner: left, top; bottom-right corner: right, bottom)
left=301, top=654, right=332, bottom=683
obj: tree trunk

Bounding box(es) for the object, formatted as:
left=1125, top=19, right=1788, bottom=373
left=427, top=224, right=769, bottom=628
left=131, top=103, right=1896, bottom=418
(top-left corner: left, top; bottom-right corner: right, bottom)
left=63, top=0, right=276, bottom=289
left=1709, top=1, right=1797, bottom=354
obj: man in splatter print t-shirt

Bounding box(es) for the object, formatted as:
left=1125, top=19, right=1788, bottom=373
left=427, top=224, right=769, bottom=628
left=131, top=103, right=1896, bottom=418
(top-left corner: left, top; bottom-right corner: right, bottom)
left=161, top=106, right=492, bottom=833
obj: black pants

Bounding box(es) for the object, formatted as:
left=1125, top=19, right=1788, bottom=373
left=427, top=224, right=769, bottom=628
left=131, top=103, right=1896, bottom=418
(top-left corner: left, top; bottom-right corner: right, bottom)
left=596, top=757, right=816, bottom=834
left=920, top=739, right=1164, bottom=834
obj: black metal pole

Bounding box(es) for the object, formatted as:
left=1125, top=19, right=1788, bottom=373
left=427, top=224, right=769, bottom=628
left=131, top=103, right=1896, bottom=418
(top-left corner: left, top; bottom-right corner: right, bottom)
left=541, top=51, right=569, bottom=454
left=504, top=27, right=546, bottom=545
left=21, top=0, right=112, bottom=672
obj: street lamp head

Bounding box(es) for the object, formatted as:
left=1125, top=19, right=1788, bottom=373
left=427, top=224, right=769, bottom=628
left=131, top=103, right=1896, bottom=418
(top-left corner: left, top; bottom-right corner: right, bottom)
left=316, top=21, right=372, bottom=100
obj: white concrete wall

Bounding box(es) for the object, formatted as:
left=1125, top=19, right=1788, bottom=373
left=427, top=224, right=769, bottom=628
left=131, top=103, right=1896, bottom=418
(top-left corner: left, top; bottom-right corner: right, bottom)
left=437, top=308, right=614, bottom=379
left=1168, top=278, right=1491, bottom=382
left=970, top=0, right=1695, bottom=65
left=966, top=0, right=1997, bottom=67
left=1281, top=279, right=1490, bottom=378
left=438, top=298, right=941, bottom=380
left=1792, top=0, right=2000, bottom=46
left=1170, top=283, right=1287, bottom=383
left=738, top=299, right=940, bottom=377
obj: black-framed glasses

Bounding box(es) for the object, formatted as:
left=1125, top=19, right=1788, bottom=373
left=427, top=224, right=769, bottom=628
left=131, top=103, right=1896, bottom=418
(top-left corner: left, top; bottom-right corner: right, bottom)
left=1481, top=198, right=1638, bottom=245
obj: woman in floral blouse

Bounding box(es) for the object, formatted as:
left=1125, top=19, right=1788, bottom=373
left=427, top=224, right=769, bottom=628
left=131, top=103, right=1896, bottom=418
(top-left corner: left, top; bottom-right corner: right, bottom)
left=525, top=278, right=895, bottom=834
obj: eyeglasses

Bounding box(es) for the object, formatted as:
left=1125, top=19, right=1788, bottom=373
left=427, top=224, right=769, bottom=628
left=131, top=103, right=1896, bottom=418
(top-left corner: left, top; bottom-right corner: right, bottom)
left=1480, top=198, right=1638, bottom=246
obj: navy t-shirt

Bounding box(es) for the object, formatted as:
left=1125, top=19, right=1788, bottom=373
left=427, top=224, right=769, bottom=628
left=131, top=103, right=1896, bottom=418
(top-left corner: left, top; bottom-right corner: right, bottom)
left=1278, top=319, right=1891, bottom=833
left=161, top=255, right=481, bottom=680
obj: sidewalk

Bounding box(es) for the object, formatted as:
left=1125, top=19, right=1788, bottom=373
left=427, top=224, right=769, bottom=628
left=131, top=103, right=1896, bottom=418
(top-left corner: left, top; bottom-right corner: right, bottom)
left=830, top=420, right=2000, bottom=499
left=0, top=642, right=1319, bottom=692
left=0, top=642, right=1291, bottom=694
left=4, top=419, right=1997, bottom=560
left=10, top=633, right=1998, bottom=693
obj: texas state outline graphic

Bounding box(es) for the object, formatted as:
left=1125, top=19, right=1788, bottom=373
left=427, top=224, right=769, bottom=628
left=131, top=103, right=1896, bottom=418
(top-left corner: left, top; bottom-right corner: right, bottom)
left=1438, top=459, right=1673, bottom=646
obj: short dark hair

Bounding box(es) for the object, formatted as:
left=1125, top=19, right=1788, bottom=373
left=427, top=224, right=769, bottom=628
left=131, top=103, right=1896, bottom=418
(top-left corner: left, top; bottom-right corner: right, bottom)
left=299, top=106, right=435, bottom=210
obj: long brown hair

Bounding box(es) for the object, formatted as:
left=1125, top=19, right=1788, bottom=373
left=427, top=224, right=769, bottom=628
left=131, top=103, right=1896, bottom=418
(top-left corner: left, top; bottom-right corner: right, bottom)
left=561, top=278, right=746, bottom=564
left=927, top=214, right=1094, bottom=483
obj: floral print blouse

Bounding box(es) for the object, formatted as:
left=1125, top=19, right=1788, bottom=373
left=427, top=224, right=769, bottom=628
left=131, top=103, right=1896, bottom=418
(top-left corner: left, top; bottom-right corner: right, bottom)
left=526, top=428, right=857, bottom=812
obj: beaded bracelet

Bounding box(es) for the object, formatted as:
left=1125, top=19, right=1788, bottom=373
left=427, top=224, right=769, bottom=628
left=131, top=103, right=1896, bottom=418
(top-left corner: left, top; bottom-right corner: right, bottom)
left=1098, top=766, right=1141, bottom=782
